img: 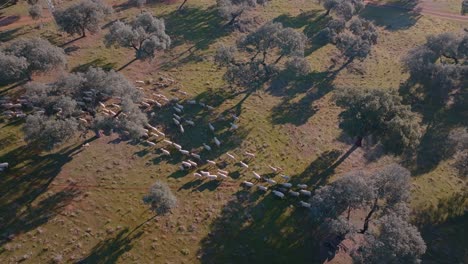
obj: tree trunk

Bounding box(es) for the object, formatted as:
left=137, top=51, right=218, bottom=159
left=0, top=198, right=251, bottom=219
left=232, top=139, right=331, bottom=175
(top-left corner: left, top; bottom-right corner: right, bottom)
left=325, top=9, right=331, bottom=16
left=359, top=198, right=378, bottom=234
left=178, top=0, right=188, bottom=11
left=226, top=10, right=243, bottom=27
left=273, top=54, right=284, bottom=64
left=346, top=206, right=351, bottom=221
left=81, top=27, right=86, bottom=37
left=355, top=136, right=363, bottom=147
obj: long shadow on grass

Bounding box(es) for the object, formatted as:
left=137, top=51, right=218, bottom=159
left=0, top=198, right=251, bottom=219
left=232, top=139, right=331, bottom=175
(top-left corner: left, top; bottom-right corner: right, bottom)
left=0, top=26, right=28, bottom=42
left=0, top=138, right=95, bottom=245
left=76, top=228, right=144, bottom=264
left=360, top=1, right=421, bottom=31
left=198, top=189, right=322, bottom=263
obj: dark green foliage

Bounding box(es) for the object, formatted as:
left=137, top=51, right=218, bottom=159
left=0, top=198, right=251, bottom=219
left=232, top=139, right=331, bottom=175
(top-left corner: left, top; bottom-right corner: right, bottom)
left=462, top=0, right=468, bottom=15
left=321, top=0, right=364, bottom=20
left=104, top=12, right=171, bottom=60
left=143, top=181, right=177, bottom=215
left=217, top=0, right=270, bottom=27
left=54, top=0, right=112, bottom=37
left=28, top=4, right=42, bottom=20
left=335, top=87, right=421, bottom=154
left=0, top=52, right=28, bottom=83
left=2, top=37, right=66, bottom=78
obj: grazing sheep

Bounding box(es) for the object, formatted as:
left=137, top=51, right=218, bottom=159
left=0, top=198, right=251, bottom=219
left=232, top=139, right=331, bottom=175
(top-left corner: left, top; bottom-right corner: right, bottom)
left=0, top=162, right=9, bottom=169
left=200, top=170, right=210, bottom=176
left=156, top=130, right=165, bottom=137
left=266, top=178, right=277, bottom=185
left=193, top=172, right=202, bottom=177
left=231, top=114, right=239, bottom=121
left=289, top=190, right=300, bottom=197
left=206, top=105, right=214, bottom=110
left=163, top=139, right=173, bottom=145
left=188, top=160, right=198, bottom=167
left=209, top=123, right=215, bottom=132
left=243, top=181, right=254, bottom=187
left=141, top=102, right=151, bottom=107
left=281, top=175, right=290, bottom=181
left=244, top=152, right=255, bottom=158
left=229, top=123, right=238, bottom=130
left=82, top=143, right=90, bottom=148
left=203, top=143, right=212, bottom=151
left=173, top=107, right=182, bottom=113
left=191, top=153, right=201, bottom=160
left=214, top=137, right=221, bottom=147
left=161, top=148, right=170, bottom=155
left=146, top=140, right=156, bottom=146
left=187, top=100, right=196, bottom=104
left=98, top=102, right=106, bottom=108
left=272, top=190, right=285, bottom=199
left=178, top=90, right=188, bottom=96
left=297, top=184, right=308, bottom=189
left=268, top=165, right=279, bottom=173
left=207, top=174, right=218, bottom=180
left=173, top=114, right=181, bottom=120
left=179, top=124, right=184, bottom=133
left=299, top=201, right=311, bottom=208
left=173, top=118, right=180, bottom=125
left=135, top=80, right=145, bottom=84
left=172, top=143, right=182, bottom=149
left=299, top=190, right=312, bottom=196
left=226, top=152, right=236, bottom=160
left=218, top=169, right=229, bottom=175
left=258, top=186, right=268, bottom=192
left=281, top=183, right=292, bottom=188
left=182, top=161, right=192, bottom=168
left=150, top=132, right=159, bottom=138
left=180, top=149, right=190, bottom=155
left=155, top=101, right=162, bottom=107
left=185, top=120, right=195, bottom=126
left=218, top=173, right=228, bottom=179
left=199, top=102, right=206, bottom=107
left=207, top=160, right=216, bottom=166
left=239, top=161, right=249, bottom=168
left=175, top=103, right=184, bottom=110
left=252, top=172, right=261, bottom=180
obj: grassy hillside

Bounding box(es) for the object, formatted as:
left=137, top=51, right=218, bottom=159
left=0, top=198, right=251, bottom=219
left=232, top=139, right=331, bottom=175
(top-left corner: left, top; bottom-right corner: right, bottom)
left=0, top=0, right=466, bottom=263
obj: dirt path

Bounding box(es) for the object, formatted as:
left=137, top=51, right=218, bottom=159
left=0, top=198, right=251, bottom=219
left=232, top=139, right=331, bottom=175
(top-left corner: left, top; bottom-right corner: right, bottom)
left=365, top=0, right=468, bottom=22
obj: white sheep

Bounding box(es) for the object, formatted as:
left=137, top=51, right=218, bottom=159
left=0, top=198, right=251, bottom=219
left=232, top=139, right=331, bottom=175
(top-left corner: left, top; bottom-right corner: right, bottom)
left=156, top=130, right=165, bottom=137
left=188, top=160, right=198, bottom=167
left=185, top=120, right=195, bottom=126
left=289, top=190, right=300, bottom=197
left=273, top=191, right=285, bottom=199
left=207, top=174, right=218, bottom=180
left=299, top=201, right=311, bottom=208
left=173, top=107, right=182, bottom=113
left=175, top=103, right=184, bottom=110
left=226, top=152, right=236, bottom=160
left=135, top=80, right=145, bottom=84
left=172, top=143, right=182, bottom=149
left=218, top=173, right=228, bottom=179
left=268, top=165, right=279, bottom=173
left=244, top=152, right=255, bottom=158
left=206, top=105, right=214, bottom=110
left=146, top=140, right=156, bottom=146
left=243, top=181, right=254, bottom=187
left=191, top=153, right=201, bottom=160
left=281, top=183, right=292, bottom=188
left=281, top=175, right=290, bottom=181
left=229, top=123, right=238, bottom=130
left=163, top=139, right=173, bottom=145
left=173, top=114, right=181, bottom=120
left=199, top=102, right=206, bottom=107
left=187, top=100, right=196, bottom=104
left=209, top=123, right=215, bottom=132
left=82, top=143, right=90, bottom=148
left=239, top=161, right=249, bottom=168
left=203, top=143, right=212, bottom=151
left=218, top=169, right=229, bottom=175
left=207, top=160, right=216, bottom=166
left=252, top=172, right=261, bottom=180
left=182, top=161, right=192, bottom=168
left=180, top=149, right=190, bottom=155
left=193, top=172, right=202, bottom=177
left=214, top=137, right=221, bottom=147
left=141, top=102, right=151, bottom=107
left=200, top=171, right=210, bottom=176
left=179, top=124, right=184, bottom=133
left=0, top=162, right=9, bottom=169
left=173, top=118, right=180, bottom=125
left=161, top=148, right=170, bottom=155
left=297, top=184, right=308, bottom=189
left=258, top=186, right=268, bottom=192
left=299, top=190, right=312, bottom=196
left=231, top=114, right=239, bottom=121
left=266, top=178, right=277, bottom=185
left=98, top=102, right=106, bottom=108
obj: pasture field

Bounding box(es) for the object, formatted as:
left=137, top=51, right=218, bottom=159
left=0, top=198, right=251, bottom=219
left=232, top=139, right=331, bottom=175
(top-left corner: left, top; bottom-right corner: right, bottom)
left=0, top=0, right=466, bottom=263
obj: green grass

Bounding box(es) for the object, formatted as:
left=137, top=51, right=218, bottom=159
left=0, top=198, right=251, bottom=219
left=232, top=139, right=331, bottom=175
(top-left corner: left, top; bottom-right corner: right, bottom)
left=0, top=0, right=467, bottom=263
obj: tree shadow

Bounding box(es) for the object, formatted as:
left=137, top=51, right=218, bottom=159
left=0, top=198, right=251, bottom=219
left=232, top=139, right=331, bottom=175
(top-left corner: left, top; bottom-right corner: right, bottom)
left=72, top=58, right=117, bottom=72
left=269, top=71, right=335, bottom=126
left=76, top=227, right=144, bottom=264
left=273, top=10, right=322, bottom=29
left=0, top=138, right=96, bottom=245
left=360, top=1, right=421, bottom=31
left=0, top=14, right=19, bottom=27
left=0, top=26, right=28, bottom=42
left=198, top=189, right=322, bottom=263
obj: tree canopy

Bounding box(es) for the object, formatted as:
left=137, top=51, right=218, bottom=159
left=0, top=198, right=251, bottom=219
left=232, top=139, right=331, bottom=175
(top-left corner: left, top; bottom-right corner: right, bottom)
left=104, top=12, right=171, bottom=60
left=143, top=181, right=177, bottom=215
left=54, top=0, right=112, bottom=37
left=215, top=21, right=309, bottom=90
left=2, top=37, right=66, bottom=80
left=334, top=87, right=421, bottom=153
left=217, top=0, right=270, bottom=27
left=0, top=52, right=29, bottom=83
left=321, top=0, right=364, bottom=20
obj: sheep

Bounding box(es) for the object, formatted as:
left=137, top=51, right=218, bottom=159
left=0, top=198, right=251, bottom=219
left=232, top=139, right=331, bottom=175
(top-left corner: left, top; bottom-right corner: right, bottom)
left=297, top=184, right=308, bottom=189
left=226, top=152, right=236, bottom=160
left=208, top=123, right=215, bottom=132
left=199, top=102, right=206, bottom=107
left=258, top=186, right=268, bottom=192
left=162, top=140, right=172, bottom=145
left=299, top=190, right=312, bottom=197
left=16, top=113, right=26, bottom=118
left=173, top=114, right=181, bottom=120
left=146, top=140, right=156, bottom=146
left=191, top=153, right=201, bottom=160
left=173, top=107, right=182, bottom=113
left=281, top=175, right=290, bottom=181
left=243, top=181, right=254, bottom=187
left=175, top=103, right=184, bottom=110
left=179, top=124, right=184, bottom=133
left=188, top=160, right=198, bottom=167
left=156, top=130, right=165, bottom=137
left=218, top=173, right=228, bottom=179
left=178, top=90, right=188, bottom=96
left=172, top=143, right=182, bottom=149
left=135, top=80, right=145, bottom=84
left=272, top=190, right=285, bottom=199
left=173, top=118, right=180, bottom=125
left=1, top=103, right=14, bottom=109
left=200, top=144, right=212, bottom=152
left=299, top=201, right=311, bottom=208
left=289, top=190, right=300, bottom=197
left=281, top=183, right=292, bottom=188
left=155, top=101, right=162, bottom=108
left=150, top=132, right=159, bottom=138
left=141, top=102, right=151, bottom=107
left=244, top=152, right=255, bottom=158
left=266, top=178, right=277, bottom=185
left=239, top=161, right=249, bottom=168
left=193, top=172, right=202, bottom=177
left=182, top=161, right=192, bottom=168
left=207, top=160, right=216, bottom=166
left=229, top=123, right=238, bottom=130
left=268, top=165, right=279, bottom=173
left=231, top=114, right=239, bottom=121
left=206, top=174, right=218, bottom=180
left=213, top=137, right=221, bottom=147
left=161, top=148, right=170, bottom=155
left=252, top=172, right=262, bottom=180
left=108, top=110, right=116, bottom=116
left=0, top=162, right=9, bottom=169
left=185, top=120, right=195, bottom=126
left=218, top=169, right=229, bottom=175
left=200, top=170, right=210, bottom=176
left=111, top=103, right=121, bottom=109
left=186, top=100, right=196, bottom=105
left=206, top=105, right=214, bottom=110
left=179, top=149, right=190, bottom=155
